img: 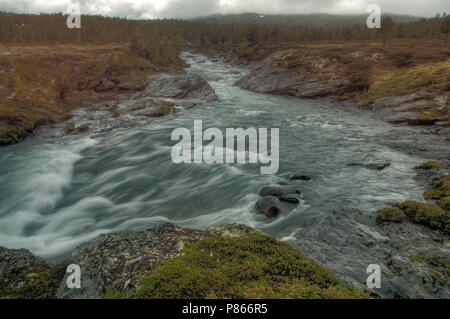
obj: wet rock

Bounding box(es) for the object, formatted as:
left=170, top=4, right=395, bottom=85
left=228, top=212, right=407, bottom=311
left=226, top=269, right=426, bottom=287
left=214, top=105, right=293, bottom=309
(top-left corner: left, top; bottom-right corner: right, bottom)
left=255, top=196, right=283, bottom=217
left=386, top=112, right=438, bottom=125
left=259, top=186, right=301, bottom=197
left=374, top=128, right=450, bottom=163
left=279, top=195, right=301, bottom=204
left=120, top=98, right=174, bottom=118
left=371, top=92, right=447, bottom=126
left=115, top=75, right=146, bottom=91
left=144, top=73, right=217, bottom=103
left=348, top=158, right=391, bottom=170
left=287, top=208, right=449, bottom=299
left=64, top=122, right=89, bottom=134
left=235, top=64, right=342, bottom=98
left=94, top=79, right=116, bottom=92
left=288, top=173, right=311, bottom=181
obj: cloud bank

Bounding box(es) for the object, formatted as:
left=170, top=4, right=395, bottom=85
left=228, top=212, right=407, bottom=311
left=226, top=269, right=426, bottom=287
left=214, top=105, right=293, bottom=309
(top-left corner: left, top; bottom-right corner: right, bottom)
left=0, top=0, right=448, bottom=18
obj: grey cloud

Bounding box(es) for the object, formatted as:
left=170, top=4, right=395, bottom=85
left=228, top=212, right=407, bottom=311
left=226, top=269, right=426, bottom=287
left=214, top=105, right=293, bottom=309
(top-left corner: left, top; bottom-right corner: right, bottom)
left=0, top=0, right=448, bottom=18
left=158, top=0, right=222, bottom=18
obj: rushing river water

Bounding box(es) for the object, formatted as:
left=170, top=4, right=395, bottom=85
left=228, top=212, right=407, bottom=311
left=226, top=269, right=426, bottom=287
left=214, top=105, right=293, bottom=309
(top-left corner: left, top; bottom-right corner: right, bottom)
left=0, top=53, right=427, bottom=261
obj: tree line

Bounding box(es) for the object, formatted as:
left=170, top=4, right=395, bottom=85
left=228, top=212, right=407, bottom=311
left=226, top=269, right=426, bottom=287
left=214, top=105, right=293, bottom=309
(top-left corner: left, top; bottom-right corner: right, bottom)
left=0, top=12, right=449, bottom=48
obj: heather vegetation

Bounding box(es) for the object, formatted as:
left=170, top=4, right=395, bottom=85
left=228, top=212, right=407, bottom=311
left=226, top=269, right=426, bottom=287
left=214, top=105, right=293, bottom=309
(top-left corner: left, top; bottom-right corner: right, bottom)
left=134, top=232, right=367, bottom=299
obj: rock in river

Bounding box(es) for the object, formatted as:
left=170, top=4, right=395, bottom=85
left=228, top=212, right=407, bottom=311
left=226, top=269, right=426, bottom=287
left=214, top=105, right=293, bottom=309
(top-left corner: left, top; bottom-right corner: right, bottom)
left=143, top=73, right=217, bottom=103
left=288, top=172, right=311, bottom=181
left=255, top=196, right=283, bottom=217
left=259, top=186, right=301, bottom=197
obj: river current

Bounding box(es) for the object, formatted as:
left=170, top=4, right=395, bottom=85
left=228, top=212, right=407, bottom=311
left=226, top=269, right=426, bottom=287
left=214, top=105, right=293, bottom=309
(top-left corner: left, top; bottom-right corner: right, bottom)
left=0, top=53, right=426, bottom=261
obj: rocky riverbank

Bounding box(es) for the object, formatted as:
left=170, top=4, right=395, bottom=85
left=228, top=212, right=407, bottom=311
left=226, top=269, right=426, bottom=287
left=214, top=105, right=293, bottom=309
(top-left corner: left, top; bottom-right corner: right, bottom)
left=200, top=41, right=449, bottom=128
left=0, top=223, right=366, bottom=299
left=0, top=45, right=216, bottom=145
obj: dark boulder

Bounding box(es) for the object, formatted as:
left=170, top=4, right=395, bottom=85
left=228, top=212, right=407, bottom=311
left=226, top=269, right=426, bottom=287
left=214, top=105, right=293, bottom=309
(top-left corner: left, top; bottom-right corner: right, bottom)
left=259, top=186, right=301, bottom=197
left=348, top=159, right=391, bottom=171
left=288, top=173, right=311, bottom=181
left=255, top=196, right=283, bottom=217
left=279, top=195, right=301, bottom=204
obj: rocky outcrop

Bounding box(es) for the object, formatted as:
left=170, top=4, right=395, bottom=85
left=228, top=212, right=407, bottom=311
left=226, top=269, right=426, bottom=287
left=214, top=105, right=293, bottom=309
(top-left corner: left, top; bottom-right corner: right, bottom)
left=287, top=208, right=449, bottom=299
left=143, top=73, right=217, bottom=103
left=56, top=223, right=253, bottom=299
left=371, top=91, right=448, bottom=126
left=0, top=247, right=65, bottom=299
left=0, top=223, right=254, bottom=299
left=112, top=73, right=217, bottom=119
left=235, top=63, right=342, bottom=99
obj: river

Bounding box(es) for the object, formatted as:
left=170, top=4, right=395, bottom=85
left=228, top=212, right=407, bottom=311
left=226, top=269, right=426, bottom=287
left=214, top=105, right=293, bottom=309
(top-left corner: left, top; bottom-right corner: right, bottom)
left=0, top=53, right=426, bottom=261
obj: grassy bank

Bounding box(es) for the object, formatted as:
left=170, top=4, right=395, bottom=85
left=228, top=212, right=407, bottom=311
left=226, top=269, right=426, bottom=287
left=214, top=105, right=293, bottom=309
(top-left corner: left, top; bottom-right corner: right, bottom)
left=0, top=44, right=185, bottom=145
left=113, top=232, right=367, bottom=299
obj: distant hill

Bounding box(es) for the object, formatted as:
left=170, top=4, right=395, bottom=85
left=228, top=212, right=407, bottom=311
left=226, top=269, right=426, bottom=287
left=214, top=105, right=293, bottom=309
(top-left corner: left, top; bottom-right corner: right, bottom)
left=192, top=13, right=422, bottom=28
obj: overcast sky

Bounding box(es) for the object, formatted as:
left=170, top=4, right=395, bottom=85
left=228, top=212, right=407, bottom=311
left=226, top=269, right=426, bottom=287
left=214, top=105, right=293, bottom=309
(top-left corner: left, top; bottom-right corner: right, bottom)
left=0, top=0, right=448, bottom=19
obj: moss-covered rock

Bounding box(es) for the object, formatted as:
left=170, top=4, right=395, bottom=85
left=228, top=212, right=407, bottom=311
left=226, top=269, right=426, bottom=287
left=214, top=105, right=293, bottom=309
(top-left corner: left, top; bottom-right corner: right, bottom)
left=134, top=232, right=367, bottom=299
left=394, top=200, right=449, bottom=232
left=424, top=176, right=450, bottom=201
left=439, top=197, right=450, bottom=211
left=414, top=161, right=448, bottom=170
left=0, top=247, right=66, bottom=299
left=410, top=254, right=425, bottom=263
left=376, top=207, right=404, bottom=225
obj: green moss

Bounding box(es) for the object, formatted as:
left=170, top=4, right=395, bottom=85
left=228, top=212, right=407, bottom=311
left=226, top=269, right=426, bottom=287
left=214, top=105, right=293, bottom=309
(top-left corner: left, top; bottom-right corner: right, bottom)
left=414, top=161, right=448, bottom=170
left=134, top=232, right=367, bottom=299
left=410, top=254, right=425, bottom=263
left=424, top=176, right=450, bottom=201
left=428, top=268, right=444, bottom=284
left=394, top=201, right=449, bottom=232
left=376, top=207, right=403, bottom=225
left=104, top=286, right=127, bottom=299
left=386, top=258, right=393, bottom=266
left=439, top=197, right=450, bottom=211
left=0, top=263, right=66, bottom=299
left=427, top=256, right=450, bottom=276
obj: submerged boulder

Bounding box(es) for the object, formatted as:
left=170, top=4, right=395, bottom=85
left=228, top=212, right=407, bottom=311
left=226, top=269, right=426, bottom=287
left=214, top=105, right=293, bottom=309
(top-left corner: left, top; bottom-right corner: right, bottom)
left=348, top=158, right=391, bottom=171
left=288, top=172, right=311, bottom=181
left=255, top=185, right=302, bottom=218
left=255, top=196, right=283, bottom=217
left=259, top=186, right=301, bottom=197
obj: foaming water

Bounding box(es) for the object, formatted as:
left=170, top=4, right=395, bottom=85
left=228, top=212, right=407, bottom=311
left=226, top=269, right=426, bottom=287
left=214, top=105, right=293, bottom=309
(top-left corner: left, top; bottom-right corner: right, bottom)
left=0, top=53, right=426, bottom=261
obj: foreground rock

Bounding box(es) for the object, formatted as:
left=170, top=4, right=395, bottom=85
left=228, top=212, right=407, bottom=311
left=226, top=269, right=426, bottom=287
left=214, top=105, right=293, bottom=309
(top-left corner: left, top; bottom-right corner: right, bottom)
left=287, top=208, right=449, bottom=299
left=1, top=223, right=366, bottom=299
left=0, top=247, right=65, bottom=299
left=56, top=223, right=253, bottom=299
